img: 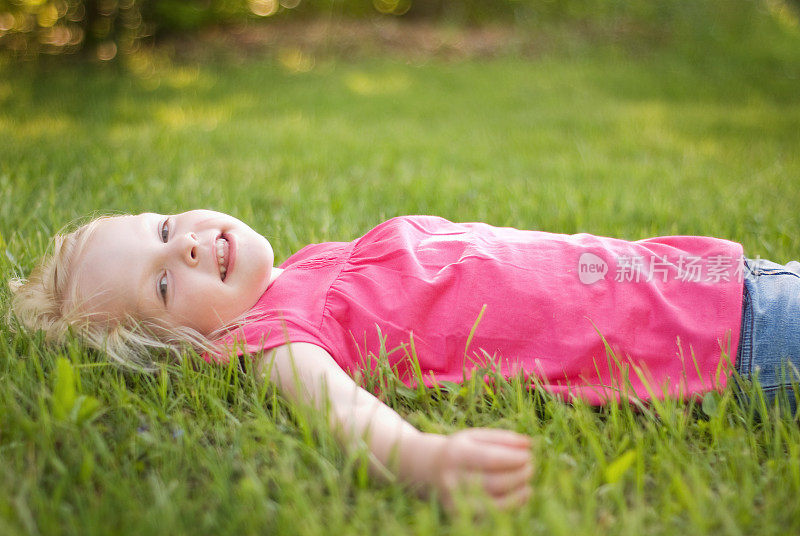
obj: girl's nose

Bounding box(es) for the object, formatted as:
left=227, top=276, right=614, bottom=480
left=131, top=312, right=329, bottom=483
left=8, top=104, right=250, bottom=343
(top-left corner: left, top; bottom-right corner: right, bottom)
left=181, top=232, right=200, bottom=266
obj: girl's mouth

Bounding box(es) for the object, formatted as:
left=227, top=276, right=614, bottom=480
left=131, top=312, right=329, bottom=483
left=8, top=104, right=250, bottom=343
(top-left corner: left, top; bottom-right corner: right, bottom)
left=215, top=235, right=230, bottom=281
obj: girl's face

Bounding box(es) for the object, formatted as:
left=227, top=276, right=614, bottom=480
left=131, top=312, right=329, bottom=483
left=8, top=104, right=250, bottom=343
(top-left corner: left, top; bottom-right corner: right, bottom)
left=70, top=210, right=276, bottom=335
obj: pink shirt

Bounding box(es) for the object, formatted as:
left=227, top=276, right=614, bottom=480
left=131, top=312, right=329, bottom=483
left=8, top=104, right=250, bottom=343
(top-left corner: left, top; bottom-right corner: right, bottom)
left=214, top=216, right=745, bottom=404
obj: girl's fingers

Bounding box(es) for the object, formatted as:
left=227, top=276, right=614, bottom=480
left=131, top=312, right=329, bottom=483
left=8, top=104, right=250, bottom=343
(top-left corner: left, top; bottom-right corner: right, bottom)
left=483, top=461, right=535, bottom=496
left=438, top=428, right=535, bottom=512
left=491, top=483, right=533, bottom=511
left=460, top=461, right=535, bottom=497
left=444, top=475, right=533, bottom=515
left=465, top=441, right=532, bottom=471
left=466, top=428, right=532, bottom=449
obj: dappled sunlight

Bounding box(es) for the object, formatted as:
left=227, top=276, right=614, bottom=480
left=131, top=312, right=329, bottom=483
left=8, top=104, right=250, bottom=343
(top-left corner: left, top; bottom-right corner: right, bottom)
left=277, top=47, right=314, bottom=73
left=124, top=50, right=171, bottom=90
left=0, top=114, right=74, bottom=139
left=248, top=0, right=280, bottom=17
left=123, top=51, right=214, bottom=91
left=104, top=93, right=271, bottom=141
left=344, top=71, right=411, bottom=95
left=373, top=0, right=412, bottom=16
left=766, top=0, right=800, bottom=31
left=612, top=99, right=800, bottom=161
left=163, top=65, right=208, bottom=90
left=154, top=103, right=229, bottom=132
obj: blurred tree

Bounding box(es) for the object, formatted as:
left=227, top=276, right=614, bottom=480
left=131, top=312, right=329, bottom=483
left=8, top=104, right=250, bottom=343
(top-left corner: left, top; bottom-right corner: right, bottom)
left=0, top=0, right=797, bottom=60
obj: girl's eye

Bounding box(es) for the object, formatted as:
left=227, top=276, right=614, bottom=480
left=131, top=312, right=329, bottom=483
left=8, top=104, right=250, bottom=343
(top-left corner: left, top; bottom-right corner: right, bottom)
left=158, top=273, right=168, bottom=303
left=160, top=219, right=170, bottom=243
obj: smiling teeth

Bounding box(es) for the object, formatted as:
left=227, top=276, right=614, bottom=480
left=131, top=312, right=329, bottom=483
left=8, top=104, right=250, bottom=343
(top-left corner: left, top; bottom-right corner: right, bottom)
left=216, top=237, right=229, bottom=279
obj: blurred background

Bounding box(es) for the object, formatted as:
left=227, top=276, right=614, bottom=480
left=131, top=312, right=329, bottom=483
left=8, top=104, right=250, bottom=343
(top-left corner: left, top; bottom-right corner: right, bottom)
left=1, top=0, right=798, bottom=62
left=1, top=0, right=799, bottom=255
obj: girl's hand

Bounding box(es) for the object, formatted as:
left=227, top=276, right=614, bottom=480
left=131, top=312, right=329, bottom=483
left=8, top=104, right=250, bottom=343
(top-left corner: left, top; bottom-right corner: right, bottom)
left=428, top=428, right=534, bottom=512
left=258, top=344, right=534, bottom=512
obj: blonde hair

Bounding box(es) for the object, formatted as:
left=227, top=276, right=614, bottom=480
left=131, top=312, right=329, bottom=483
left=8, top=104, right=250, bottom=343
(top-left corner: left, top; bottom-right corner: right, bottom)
left=7, top=216, right=219, bottom=371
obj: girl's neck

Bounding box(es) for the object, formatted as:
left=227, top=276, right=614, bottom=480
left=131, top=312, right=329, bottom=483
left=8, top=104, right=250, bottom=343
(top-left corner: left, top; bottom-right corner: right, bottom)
left=269, top=267, right=284, bottom=285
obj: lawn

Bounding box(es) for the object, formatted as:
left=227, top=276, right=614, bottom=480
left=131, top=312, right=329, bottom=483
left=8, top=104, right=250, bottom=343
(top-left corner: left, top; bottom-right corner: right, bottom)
left=1, top=14, right=800, bottom=536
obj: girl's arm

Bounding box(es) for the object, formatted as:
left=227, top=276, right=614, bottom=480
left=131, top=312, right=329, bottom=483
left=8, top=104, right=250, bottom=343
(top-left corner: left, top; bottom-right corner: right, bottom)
left=255, top=342, right=534, bottom=511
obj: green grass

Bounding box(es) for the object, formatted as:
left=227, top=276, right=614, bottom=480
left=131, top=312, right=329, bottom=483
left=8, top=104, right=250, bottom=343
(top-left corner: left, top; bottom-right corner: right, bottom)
left=2, top=14, right=800, bottom=535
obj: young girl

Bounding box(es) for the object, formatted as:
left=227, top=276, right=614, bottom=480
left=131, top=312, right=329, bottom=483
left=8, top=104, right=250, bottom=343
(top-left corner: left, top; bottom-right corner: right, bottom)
left=9, top=209, right=800, bottom=511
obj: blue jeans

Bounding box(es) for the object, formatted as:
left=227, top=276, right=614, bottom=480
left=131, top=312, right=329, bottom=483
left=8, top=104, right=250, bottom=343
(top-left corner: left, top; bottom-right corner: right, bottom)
left=735, top=257, right=800, bottom=413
